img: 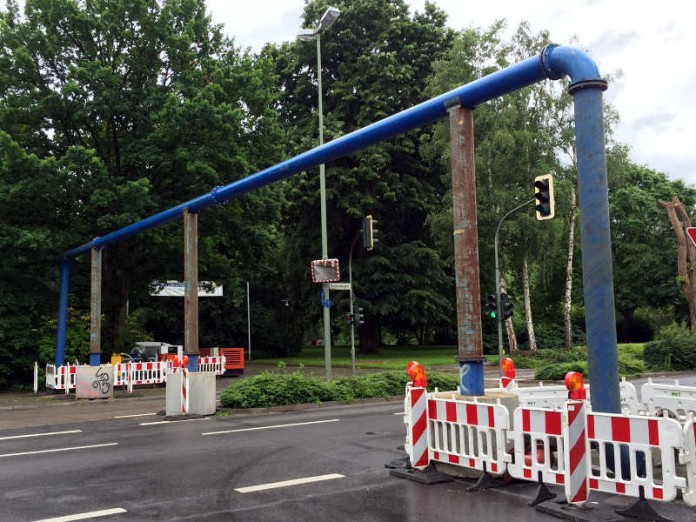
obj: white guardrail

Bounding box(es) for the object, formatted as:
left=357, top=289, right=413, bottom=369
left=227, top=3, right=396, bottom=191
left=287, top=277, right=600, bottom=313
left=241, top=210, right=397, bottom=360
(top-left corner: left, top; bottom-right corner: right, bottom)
left=404, top=383, right=696, bottom=508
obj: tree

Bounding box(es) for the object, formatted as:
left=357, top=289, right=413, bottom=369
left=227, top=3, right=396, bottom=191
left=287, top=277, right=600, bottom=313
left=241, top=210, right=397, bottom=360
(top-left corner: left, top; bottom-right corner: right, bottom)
left=273, top=0, right=454, bottom=352
left=0, top=0, right=286, bottom=383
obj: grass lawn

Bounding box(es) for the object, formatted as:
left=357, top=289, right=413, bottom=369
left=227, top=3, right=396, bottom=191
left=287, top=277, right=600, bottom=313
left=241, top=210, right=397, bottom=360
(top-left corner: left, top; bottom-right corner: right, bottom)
left=255, top=344, right=499, bottom=371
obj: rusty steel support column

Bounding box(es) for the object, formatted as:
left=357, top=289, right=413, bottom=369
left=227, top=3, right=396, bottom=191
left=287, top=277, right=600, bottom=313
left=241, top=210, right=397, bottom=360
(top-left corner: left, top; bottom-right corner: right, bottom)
left=450, top=106, right=484, bottom=396
left=89, top=247, right=102, bottom=366
left=184, top=209, right=199, bottom=371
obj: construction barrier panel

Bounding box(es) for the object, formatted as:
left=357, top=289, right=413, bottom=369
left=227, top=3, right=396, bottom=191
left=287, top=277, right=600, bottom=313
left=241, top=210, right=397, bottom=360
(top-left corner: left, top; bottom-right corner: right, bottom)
left=563, top=401, right=589, bottom=504
left=404, top=384, right=429, bottom=470
left=45, top=363, right=77, bottom=391
left=198, top=356, right=226, bottom=375
left=586, top=410, right=686, bottom=502
left=682, top=416, right=696, bottom=507
left=508, top=406, right=567, bottom=487
left=641, top=379, right=696, bottom=421
left=427, top=395, right=510, bottom=475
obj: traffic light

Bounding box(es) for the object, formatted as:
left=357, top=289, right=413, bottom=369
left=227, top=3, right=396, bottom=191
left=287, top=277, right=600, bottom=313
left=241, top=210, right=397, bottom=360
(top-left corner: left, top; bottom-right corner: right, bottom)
left=345, top=312, right=354, bottom=326
left=355, top=307, right=365, bottom=326
left=500, top=292, right=513, bottom=320
left=485, top=294, right=497, bottom=319
left=534, top=174, right=555, bottom=220
left=362, top=215, right=378, bottom=251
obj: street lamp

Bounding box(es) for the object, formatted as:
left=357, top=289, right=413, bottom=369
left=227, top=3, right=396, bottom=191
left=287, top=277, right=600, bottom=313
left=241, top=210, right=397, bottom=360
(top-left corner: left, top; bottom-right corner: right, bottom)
left=298, top=7, right=340, bottom=380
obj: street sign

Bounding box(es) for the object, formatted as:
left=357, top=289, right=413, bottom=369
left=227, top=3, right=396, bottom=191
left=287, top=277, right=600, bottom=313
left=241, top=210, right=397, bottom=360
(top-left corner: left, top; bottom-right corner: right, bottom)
left=310, top=258, right=341, bottom=283
left=328, top=282, right=351, bottom=291
left=687, top=227, right=696, bottom=247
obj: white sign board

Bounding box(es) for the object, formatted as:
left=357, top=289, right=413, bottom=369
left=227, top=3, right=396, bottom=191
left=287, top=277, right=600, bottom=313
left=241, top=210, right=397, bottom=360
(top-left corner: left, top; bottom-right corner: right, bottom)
left=328, top=282, right=351, bottom=291
left=150, top=281, right=223, bottom=297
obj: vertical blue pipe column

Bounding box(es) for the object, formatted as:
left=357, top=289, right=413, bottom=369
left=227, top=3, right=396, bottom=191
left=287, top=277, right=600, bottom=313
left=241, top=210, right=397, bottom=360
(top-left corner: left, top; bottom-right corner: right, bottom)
left=55, top=259, right=71, bottom=367
left=572, top=86, right=621, bottom=414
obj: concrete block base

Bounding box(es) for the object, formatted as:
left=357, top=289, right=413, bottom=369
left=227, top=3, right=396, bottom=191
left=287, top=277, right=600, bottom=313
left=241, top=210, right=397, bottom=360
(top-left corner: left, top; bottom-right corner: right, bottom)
left=166, top=372, right=216, bottom=416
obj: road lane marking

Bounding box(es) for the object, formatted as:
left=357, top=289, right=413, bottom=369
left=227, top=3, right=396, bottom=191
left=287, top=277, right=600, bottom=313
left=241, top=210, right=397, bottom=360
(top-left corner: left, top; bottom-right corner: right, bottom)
left=33, top=507, right=127, bottom=521
left=113, top=413, right=158, bottom=419
left=392, top=412, right=404, bottom=415
left=202, top=418, right=340, bottom=436
left=235, top=473, right=345, bottom=493
left=0, top=429, right=82, bottom=441
left=139, top=418, right=210, bottom=426
left=0, top=443, right=118, bottom=458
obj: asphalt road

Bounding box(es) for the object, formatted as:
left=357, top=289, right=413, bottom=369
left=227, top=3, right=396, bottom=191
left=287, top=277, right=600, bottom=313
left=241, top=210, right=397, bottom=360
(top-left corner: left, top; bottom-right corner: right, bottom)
left=0, top=401, right=566, bottom=522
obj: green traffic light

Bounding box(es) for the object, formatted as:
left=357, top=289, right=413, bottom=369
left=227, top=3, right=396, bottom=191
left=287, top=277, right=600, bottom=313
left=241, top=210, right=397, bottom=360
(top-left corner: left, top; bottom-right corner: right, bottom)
left=490, top=311, right=497, bottom=319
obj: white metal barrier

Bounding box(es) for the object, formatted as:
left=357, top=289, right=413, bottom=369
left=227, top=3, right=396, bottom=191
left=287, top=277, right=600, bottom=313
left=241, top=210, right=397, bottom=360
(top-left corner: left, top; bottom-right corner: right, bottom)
left=45, top=363, right=77, bottom=391
left=427, top=394, right=510, bottom=475
left=641, top=379, right=696, bottom=421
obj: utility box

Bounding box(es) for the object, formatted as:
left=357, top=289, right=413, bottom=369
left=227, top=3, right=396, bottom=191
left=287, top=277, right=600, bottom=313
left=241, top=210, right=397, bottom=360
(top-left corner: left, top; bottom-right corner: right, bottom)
left=165, top=371, right=216, bottom=416
left=75, top=364, right=114, bottom=399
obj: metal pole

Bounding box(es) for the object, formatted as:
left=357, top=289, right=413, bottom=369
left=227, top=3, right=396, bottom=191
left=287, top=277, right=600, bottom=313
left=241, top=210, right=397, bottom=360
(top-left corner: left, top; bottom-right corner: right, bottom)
left=316, top=32, right=332, bottom=380
left=449, top=107, right=485, bottom=396
left=247, top=281, right=252, bottom=361
left=494, top=198, right=535, bottom=376
left=348, top=232, right=360, bottom=376
left=55, top=259, right=71, bottom=366
left=89, top=247, right=102, bottom=366
left=184, top=209, right=199, bottom=371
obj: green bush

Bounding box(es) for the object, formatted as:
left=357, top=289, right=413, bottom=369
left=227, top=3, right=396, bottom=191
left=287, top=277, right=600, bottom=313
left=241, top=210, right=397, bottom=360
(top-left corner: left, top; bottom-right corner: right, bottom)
left=643, top=323, right=696, bottom=371
left=219, top=370, right=460, bottom=409
left=535, top=361, right=588, bottom=381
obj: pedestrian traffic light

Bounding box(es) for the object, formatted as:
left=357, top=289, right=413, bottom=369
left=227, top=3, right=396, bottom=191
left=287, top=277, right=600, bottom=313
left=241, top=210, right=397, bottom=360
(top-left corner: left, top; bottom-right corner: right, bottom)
left=362, top=215, right=378, bottom=251
left=345, top=312, right=354, bottom=326
left=485, top=294, right=497, bottom=319
left=534, top=174, right=555, bottom=221
left=500, top=292, right=513, bottom=320
left=355, top=307, right=365, bottom=326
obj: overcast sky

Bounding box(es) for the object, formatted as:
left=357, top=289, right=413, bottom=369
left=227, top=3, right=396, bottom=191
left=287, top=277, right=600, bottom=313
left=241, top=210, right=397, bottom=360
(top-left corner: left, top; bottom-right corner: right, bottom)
left=206, top=0, right=696, bottom=186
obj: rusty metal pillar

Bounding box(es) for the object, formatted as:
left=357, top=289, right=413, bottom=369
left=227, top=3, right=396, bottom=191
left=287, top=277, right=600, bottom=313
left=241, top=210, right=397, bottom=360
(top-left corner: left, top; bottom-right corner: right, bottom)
left=184, top=209, right=199, bottom=371
left=450, top=106, right=484, bottom=396
left=89, top=247, right=102, bottom=366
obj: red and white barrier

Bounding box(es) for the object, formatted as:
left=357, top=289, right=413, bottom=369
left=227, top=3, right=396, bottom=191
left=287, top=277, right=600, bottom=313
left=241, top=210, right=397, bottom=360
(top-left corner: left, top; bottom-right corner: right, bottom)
left=563, top=401, right=589, bottom=504
left=45, top=363, right=77, bottom=391
left=404, top=384, right=429, bottom=469
left=507, top=407, right=566, bottom=486
left=427, top=395, right=510, bottom=475
left=198, top=356, right=226, bottom=375
left=586, top=411, right=686, bottom=502
left=181, top=368, right=189, bottom=415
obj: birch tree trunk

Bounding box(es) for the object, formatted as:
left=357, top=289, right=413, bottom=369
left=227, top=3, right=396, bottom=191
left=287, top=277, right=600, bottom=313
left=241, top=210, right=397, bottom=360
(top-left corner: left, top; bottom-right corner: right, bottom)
left=659, top=196, right=696, bottom=330
left=522, top=252, right=537, bottom=351
left=499, top=273, right=518, bottom=354
left=564, top=187, right=577, bottom=348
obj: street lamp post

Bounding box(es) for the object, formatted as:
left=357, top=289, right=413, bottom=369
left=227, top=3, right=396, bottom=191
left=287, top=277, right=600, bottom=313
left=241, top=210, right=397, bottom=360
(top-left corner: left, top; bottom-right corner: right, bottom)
left=299, top=7, right=341, bottom=380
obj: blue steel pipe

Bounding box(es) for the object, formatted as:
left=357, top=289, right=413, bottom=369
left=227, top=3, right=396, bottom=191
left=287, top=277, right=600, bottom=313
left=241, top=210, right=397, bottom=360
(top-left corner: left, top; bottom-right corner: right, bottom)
left=56, top=45, right=619, bottom=414
left=55, top=260, right=71, bottom=366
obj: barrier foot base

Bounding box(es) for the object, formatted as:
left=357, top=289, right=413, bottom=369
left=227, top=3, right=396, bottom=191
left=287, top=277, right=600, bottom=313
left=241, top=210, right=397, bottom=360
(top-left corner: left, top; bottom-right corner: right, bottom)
left=615, top=500, right=673, bottom=522
left=467, top=470, right=504, bottom=492
left=385, top=457, right=412, bottom=470
left=529, top=473, right=556, bottom=507
left=389, top=465, right=454, bottom=485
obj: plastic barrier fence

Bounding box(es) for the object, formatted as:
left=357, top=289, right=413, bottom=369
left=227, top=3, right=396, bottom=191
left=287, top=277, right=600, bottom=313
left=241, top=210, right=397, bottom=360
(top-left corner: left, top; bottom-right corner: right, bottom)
left=507, top=406, right=567, bottom=486
left=682, top=416, right=696, bottom=507
left=199, top=356, right=226, bottom=375
left=45, top=363, right=76, bottom=391
left=514, top=379, right=640, bottom=415
left=427, top=394, right=510, bottom=475
left=641, top=379, right=696, bottom=421
left=406, top=386, right=692, bottom=507
left=586, top=411, right=686, bottom=502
